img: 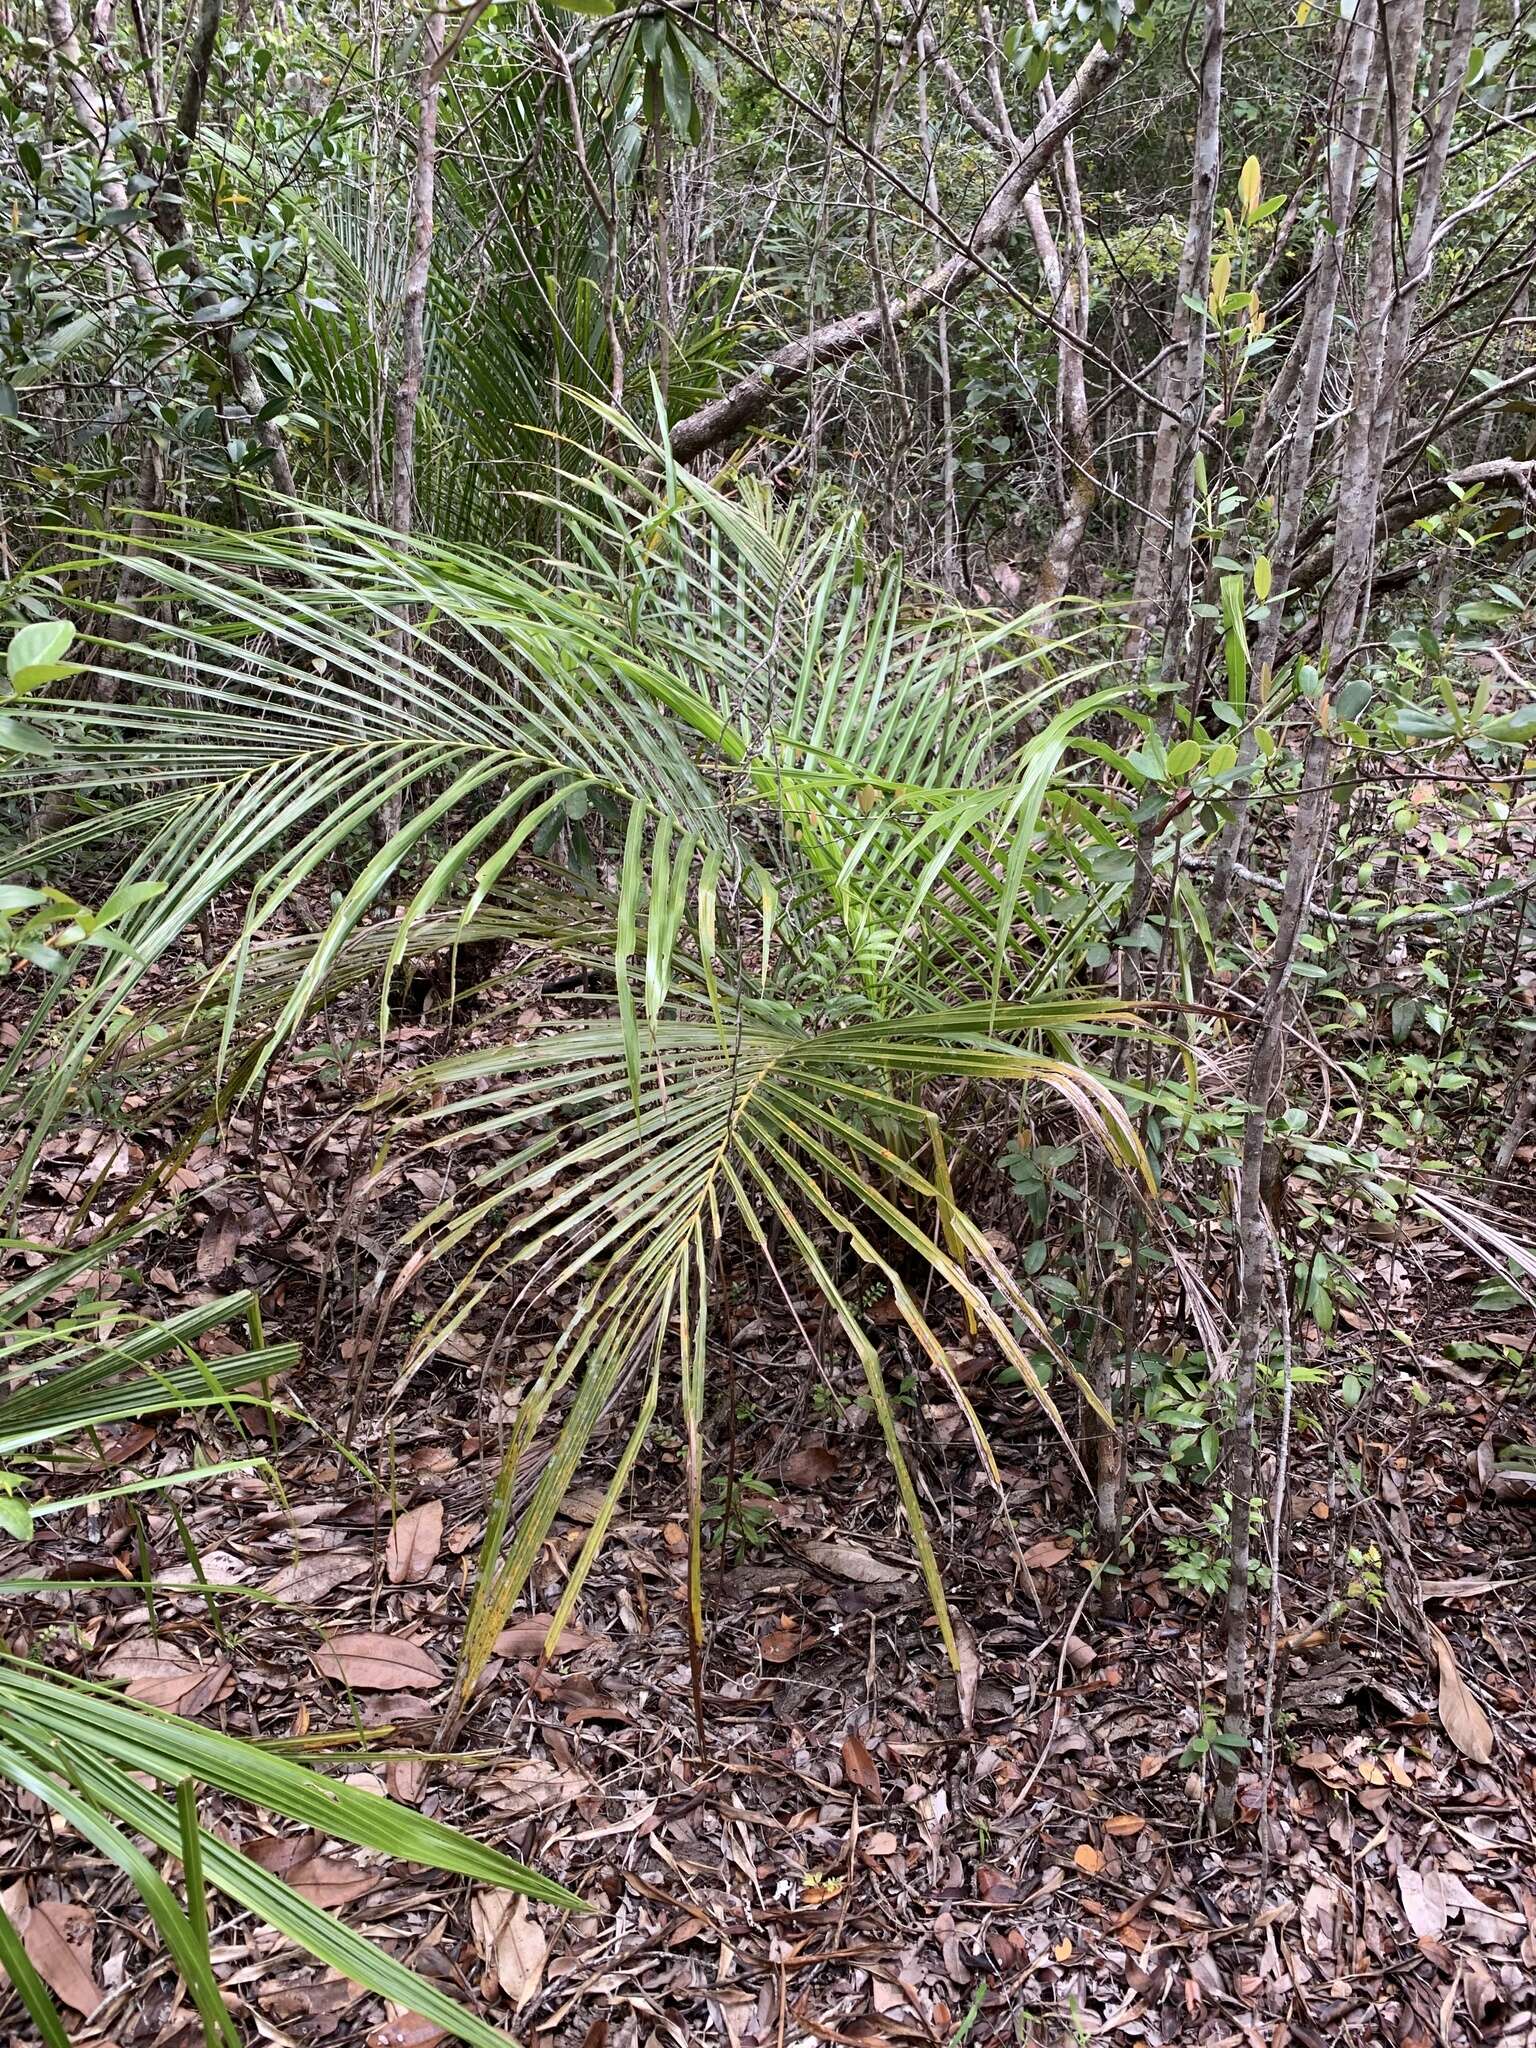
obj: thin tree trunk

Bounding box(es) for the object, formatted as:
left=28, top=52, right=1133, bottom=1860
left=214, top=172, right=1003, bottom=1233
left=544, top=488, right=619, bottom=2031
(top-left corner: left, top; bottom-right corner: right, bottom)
left=1030, top=140, right=1095, bottom=625
left=1149, top=0, right=1225, bottom=689
left=1212, top=716, right=1332, bottom=1827
left=389, top=8, right=444, bottom=538
left=1123, top=0, right=1225, bottom=668
left=915, top=53, right=958, bottom=589
left=922, top=18, right=1097, bottom=620
left=1203, top=9, right=1382, bottom=944
left=1326, top=0, right=1480, bottom=651
left=379, top=6, right=444, bottom=852
left=44, top=0, right=300, bottom=501
left=1322, top=0, right=1430, bottom=651
left=1214, top=0, right=1480, bottom=1824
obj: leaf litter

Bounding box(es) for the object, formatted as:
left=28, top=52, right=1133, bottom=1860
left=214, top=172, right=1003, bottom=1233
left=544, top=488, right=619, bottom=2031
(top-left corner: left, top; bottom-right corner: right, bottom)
left=1, top=956, right=1532, bottom=2047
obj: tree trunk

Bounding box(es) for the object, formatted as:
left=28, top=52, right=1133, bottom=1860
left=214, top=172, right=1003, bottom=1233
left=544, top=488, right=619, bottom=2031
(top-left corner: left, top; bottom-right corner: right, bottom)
left=389, top=9, right=444, bottom=538
left=379, top=6, right=444, bottom=851
left=1203, top=8, right=1382, bottom=944
left=1214, top=0, right=1481, bottom=1825
left=1123, top=0, right=1225, bottom=668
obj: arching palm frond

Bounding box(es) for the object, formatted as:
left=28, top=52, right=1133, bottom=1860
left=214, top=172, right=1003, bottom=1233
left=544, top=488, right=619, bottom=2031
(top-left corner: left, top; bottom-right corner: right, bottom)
left=4, top=452, right=1150, bottom=1679
left=0, top=1230, right=577, bottom=2048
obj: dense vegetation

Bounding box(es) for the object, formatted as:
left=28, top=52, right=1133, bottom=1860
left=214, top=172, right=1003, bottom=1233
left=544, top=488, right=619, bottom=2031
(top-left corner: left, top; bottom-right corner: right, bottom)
left=1, top=0, right=1533, bottom=2041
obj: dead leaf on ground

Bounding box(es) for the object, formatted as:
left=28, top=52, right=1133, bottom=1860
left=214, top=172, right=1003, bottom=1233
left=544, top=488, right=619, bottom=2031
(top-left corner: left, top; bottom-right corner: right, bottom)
left=261, top=1549, right=371, bottom=1603
left=386, top=1498, right=444, bottom=1583
left=195, top=1201, right=247, bottom=1279
left=470, top=1890, right=547, bottom=2009
left=955, top=1620, right=980, bottom=1733
left=1420, top=1574, right=1507, bottom=1602
left=1398, top=1864, right=1452, bottom=1940
left=841, top=1731, right=882, bottom=1799
left=1073, top=1842, right=1104, bottom=1875
left=800, top=1539, right=908, bottom=1585
left=491, top=1616, right=598, bottom=1660
left=248, top=1834, right=380, bottom=1910
left=22, top=1899, right=103, bottom=2015
left=555, top=1486, right=609, bottom=1526
left=759, top=1620, right=814, bottom=1663
left=367, top=2020, right=448, bottom=2047
left=781, top=1445, right=840, bottom=1488
left=312, top=1633, right=443, bottom=1692
left=1428, top=1622, right=1495, bottom=1762
left=259, top=1976, right=358, bottom=2026
left=99, top=1641, right=234, bottom=1717
left=1021, top=1537, right=1073, bottom=1569
left=387, top=1759, right=428, bottom=1804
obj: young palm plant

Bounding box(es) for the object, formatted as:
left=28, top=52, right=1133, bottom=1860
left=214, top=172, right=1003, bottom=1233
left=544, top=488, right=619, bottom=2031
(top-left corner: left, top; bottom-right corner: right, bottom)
left=0, top=1230, right=578, bottom=2048
left=3, top=436, right=1152, bottom=1698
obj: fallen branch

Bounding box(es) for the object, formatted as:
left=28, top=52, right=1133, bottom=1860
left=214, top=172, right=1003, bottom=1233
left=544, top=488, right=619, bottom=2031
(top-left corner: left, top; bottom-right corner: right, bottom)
left=1287, top=456, right=1536, bottom=596
left=667, top=37, right=1126, bottom=465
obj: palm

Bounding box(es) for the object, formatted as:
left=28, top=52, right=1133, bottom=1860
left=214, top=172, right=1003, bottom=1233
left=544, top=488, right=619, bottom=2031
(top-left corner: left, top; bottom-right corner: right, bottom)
left=10, top=442, right=1146, bottom=1673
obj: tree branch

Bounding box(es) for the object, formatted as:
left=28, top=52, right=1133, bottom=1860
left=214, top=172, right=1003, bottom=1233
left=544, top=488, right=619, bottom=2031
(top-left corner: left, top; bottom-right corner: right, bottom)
left=667, top=37, right=1126, bottom=466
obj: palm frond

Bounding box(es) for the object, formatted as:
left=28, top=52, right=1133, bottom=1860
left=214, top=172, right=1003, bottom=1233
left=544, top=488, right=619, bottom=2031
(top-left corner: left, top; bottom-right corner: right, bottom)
left=5, top=454, right=1150, bottom=1672
left=0, top=1237, right=576, bottom=2048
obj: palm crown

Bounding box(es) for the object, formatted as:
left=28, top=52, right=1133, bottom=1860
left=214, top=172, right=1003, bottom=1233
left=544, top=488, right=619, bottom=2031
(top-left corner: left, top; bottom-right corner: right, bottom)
left=6, top=434, right=1150, bottom=1676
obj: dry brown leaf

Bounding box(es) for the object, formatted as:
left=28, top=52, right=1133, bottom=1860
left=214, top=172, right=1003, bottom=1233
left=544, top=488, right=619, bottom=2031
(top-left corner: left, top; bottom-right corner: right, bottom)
left=312, top=1633, right=443, bottom=1692
left=491, top=1617, right=597, bottom=1660
left=485, top=1758, right=589, bottom=1816
left=387, top=1499, right=444, bottom=1584
left=1073, top=1843, right=1104, bottom=1875
left=367, top=2020, right=448, bottom=2048
left=1021, top=1537, right=1073, bottom=1569
left=1398, top=1864, right=1451, bottom=1940
left=1138, top=1753, right=1168, bottom=1780
left=23, top=1900, right=103, bottom=2016
left=1421, top=1574, right=1505, bottom=1602
left=470, top=1890, right=547, bottom=2010
left=759, top=1621, right=812, bottom=1663
left=799, top=1539, right=908, bottom=1584
left=387, top=1759, right=428, bottom=1804
left=954, top=1620, right=980, bottom=1734
left=260, top=1976, right=357, bottom=2026
left=1105, top=1814, right=1145, bottom=1838
left=196, top=1202, right=246, bottom=1280
left=841, top=1731, right=882, bottom=1800
left=99, top=1641, right=233, bottom=1717
left=556, top=1487, right=609, bottom=1526
left=1428, top=1622, right=1495, bottom=1762
left=260, top=1549, right=371, bottom=1603
left=248, top=1834, right=380, bottom=1910
left=710, top=1990, right=757, bottom=2048
left=781, top=1445, right=840, bottom=1488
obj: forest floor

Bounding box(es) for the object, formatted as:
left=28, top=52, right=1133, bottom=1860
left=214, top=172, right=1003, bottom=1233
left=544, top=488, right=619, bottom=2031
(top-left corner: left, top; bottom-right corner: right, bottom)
left=4, top=961, right=1535, bottom=2048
